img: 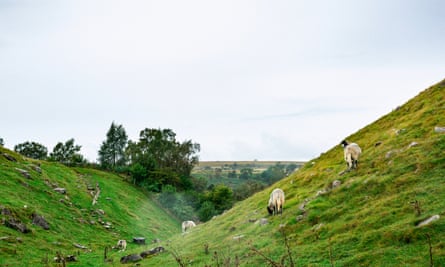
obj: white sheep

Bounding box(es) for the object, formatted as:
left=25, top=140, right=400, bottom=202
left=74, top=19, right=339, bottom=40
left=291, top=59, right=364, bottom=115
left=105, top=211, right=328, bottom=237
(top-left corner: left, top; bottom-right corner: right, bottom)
left=267, top=188, right=285, bottom=216
left=113, top=239, right=127, bottom=252
left=341, top=140, right=362, bottom=171
left=181, top=220, right=196, bottom=233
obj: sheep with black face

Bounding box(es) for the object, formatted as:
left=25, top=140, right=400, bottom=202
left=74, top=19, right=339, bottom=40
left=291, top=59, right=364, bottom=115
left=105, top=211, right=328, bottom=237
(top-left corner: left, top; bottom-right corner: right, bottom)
left=341, top=140, right=362, bottom=171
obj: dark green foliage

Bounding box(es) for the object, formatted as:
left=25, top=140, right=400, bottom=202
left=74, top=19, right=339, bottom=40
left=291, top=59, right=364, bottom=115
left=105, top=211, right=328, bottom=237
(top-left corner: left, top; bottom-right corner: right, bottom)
left=126, top=128, right=200, bottom=191
left=198, top=201, right=216, bottom=221
left=98, top=122, right=128, bottom=170
left=14, top=141, right=48, bottom=160
left=48, top=138, right=86, bottom=165
left=0, top=137, right=4, bottom=146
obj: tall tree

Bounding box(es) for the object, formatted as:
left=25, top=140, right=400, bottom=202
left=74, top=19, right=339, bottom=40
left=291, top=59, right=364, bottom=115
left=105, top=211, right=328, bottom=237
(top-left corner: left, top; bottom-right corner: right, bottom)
left=49, top=138, right=85, bottom=165
left=0, top=137, right=4, bottom=146
left=98, top=122, right=128, bottom=169
left=14, top=141, right=48, bottom=160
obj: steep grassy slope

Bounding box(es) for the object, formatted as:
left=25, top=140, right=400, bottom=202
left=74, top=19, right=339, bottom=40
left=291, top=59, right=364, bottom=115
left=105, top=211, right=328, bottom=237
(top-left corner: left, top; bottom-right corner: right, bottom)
left=0, top=149, right=180, bottom=266
left=146, top=79, right=445, bottom=266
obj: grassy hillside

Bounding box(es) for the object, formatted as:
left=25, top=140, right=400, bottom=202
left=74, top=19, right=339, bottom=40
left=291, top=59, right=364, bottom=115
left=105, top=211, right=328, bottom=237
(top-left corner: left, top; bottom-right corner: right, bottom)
left=145, top=79, right=445, bottom=266
left=1, top=78, right=444, bottom=266
left=0, top=149, right=180, bottom=266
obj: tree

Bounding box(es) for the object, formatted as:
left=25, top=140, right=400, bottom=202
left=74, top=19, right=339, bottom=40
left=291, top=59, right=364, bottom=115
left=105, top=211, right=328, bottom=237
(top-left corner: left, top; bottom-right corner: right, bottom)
left=126, top=128, right=200, bottom=191
left=49, top=138, right=85, bottom=165
left=239, top=168, right=253, bottom=179
left=14, top=141, right=48, bottom=160
left=0, top=137, right=4, bottom=146
left=98, top=122, right=128, bottom=169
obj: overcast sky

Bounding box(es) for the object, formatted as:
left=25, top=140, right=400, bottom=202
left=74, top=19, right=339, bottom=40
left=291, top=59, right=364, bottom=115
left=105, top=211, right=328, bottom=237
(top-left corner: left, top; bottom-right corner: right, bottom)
left=1, top=0, right=444, bottom=162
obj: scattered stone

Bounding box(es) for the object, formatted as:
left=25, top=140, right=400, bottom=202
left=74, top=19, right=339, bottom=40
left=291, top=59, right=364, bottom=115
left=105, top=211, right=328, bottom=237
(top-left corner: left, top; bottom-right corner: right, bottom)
left=259, top=218, right=268, bottom=226
left=248, top=218, right=257, bottom=223
left=73, top=243, right=88, bottom=249
left=233, top=235, right=244, bottom=241
left=385, top=151, right=396, bottom=159
left=140, top=246, right=165, bottom=258
left=96, top=209, right=105, bottom=216
left=332, top=180, right=342, bottom=189
left=104, top=222, right=112, bottom=229
left=434, top=126, right=445, bottom=133
left=106, top=197, right=112, bottom=201
left=2, top=153, right=17, bottom=162
left=30, top=164, right=42, bottom=173
left=152, top=238, right=161, bottom=244
left=417, top=215, right=440, bottom=227
left=32, top=213, right=50, bottom=230
left=316, top=189, right=328, bottom=197
left=5, top=218, right=30, bottom=233
left=408, top=142, right=419, bottom=149
left=15, top=168, right=31, bottom=179
left=54, top=188, right=66, bottom=194
left=1, top=207, right=12, bottom=216
left=296, top=215, right=304, bottom=222
left=120, top=254, right=142, bottom=264
left=133, top=237, right=146, bottom=245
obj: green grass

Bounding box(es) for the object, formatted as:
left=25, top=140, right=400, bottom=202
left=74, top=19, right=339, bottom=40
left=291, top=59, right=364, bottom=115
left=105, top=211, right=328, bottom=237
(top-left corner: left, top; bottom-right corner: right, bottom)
left=0, top=150, right=179, bottom=266
left=1, top=78, right=444, bottom=266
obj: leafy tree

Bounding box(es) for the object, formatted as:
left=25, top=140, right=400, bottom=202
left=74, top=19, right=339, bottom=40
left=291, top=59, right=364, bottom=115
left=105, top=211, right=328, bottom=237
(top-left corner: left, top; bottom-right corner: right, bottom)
left=0, top=137, right=4, bottom=146
left=239, top=168, right=253, bottom=179
left=49, top=138, right=86, bottom=165
left=14, top=141, right=48, bottom=160
left=126, top=128, right=200, bottom=191
left=198, top=201, right=216, bottom=222
left=98, top=122, right=128, bottom=169
left=207, top=184, right=233, bottom=213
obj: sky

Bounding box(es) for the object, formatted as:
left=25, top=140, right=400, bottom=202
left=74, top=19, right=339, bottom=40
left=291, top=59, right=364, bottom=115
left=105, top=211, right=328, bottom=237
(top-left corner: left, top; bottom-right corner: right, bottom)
left=1, top=0, right=444, bottom=162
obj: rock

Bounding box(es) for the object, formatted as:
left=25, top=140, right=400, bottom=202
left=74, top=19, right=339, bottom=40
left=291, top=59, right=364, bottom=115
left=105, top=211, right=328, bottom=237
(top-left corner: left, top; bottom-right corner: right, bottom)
left=296, top=215, right=304, bottom=222
left=2, top=153, right=17, bottom=162
left=120, top=254, right=142, bottom=264
left=1, top=207, right=12, bottom=216
left=417, top=215, right=440, bottom=227
left=152, top=238, right=161, bottom=243
left=408, top=142, right=419, bottom=149
left=133, top=237, right=146, bottom=245
left=73, top=243, right=88, bottom=249
left=385, top=151, right=395, bottom=159
left=233, top=235, right=244, bottom=241
left=15, top=168, right=31, bottom=179
left=32, top=213, right=50, bottom=230
left=5, top=218, right=30, bottom=233
left=140, top=246, right=165, bottom=258
left=248, top=218, right=257, bottom=223
left=259, top=218, right=268, bottom=226
left=435, top=126, right=445, bottom=133
left=30, top=164, right=42, bottom=173
left=54, top=188, right=66, bottom=194
left=316, top=189, right=328, bottom=197
left=332, top=180, right=341, bottom=189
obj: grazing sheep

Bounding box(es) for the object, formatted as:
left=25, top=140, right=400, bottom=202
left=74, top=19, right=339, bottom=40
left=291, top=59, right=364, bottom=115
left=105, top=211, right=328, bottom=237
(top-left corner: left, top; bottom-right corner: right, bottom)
left=267, top=188, right=285, bottom=216
left=181, top=220, right=196, bottom=233
left=341, top=140, right=362, bottom=171
left=113, top=239, right=127, bottom=252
